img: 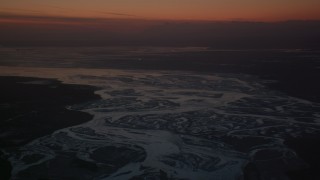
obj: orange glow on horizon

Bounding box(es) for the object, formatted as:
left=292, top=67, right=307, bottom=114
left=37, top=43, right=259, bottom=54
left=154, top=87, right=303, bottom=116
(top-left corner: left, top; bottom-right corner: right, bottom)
left=1, top=0, right=320, bottom=22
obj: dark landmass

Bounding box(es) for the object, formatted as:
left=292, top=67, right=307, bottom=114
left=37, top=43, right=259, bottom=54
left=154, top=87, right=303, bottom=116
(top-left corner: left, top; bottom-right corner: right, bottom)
left=1, top=19, right=320, bottom=49
left=285, top=135, right=320, bottom=180
left=0, top=151, right=11, bottom=180
left=0, top=76, right=100, bottom=179
left=0, top=76, right=100, bottom=147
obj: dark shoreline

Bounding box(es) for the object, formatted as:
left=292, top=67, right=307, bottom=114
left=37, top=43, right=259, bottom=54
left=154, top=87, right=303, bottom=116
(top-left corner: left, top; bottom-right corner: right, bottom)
left=0, top=76, right=101, bottom=179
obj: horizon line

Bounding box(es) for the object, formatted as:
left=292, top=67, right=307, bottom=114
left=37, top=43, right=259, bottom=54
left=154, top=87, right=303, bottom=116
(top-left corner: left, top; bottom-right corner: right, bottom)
left=1, top=12, right=320, bottom=23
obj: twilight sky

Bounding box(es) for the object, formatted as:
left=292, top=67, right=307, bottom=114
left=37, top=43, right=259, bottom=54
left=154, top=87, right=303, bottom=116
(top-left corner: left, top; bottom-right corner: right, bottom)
left=1, top=0, right=320, bottom=21
left=1, top=0, right=320, bottom=48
